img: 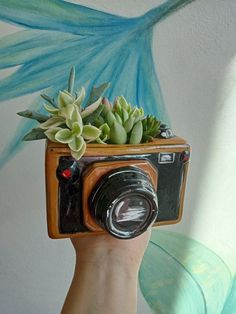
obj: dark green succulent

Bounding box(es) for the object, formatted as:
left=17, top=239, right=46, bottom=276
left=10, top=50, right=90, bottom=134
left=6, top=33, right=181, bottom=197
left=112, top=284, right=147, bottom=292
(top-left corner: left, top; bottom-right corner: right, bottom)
left=142, top=115, right=162, bottom=142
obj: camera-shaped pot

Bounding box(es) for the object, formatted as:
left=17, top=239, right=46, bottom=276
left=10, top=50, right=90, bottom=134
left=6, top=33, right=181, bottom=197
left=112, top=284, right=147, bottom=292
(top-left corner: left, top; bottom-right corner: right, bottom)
left=45, top=137, right=190, bottom=239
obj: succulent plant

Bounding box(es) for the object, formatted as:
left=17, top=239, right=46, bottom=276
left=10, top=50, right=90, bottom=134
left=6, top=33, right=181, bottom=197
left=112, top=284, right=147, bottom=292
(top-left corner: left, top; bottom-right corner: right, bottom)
left=18, top=67, right=164, bottom=160
left=103, top=95, right=145, bottom=145
left=142, top=115, right=162, bottom=142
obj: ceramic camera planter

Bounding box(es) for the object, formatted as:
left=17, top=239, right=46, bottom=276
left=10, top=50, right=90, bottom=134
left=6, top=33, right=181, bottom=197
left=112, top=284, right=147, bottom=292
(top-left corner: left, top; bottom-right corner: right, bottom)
left=45, top=136, right=190, bottom=239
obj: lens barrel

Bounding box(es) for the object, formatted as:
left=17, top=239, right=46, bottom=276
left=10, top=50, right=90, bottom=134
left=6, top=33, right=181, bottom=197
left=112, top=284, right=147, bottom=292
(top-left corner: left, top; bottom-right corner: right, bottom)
left=89, top=166, right=158, bottom=239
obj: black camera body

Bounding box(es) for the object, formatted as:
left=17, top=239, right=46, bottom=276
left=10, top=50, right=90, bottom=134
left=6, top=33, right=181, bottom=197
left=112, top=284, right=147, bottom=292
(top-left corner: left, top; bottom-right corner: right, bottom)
left=45, top=137, right=190, bottom=239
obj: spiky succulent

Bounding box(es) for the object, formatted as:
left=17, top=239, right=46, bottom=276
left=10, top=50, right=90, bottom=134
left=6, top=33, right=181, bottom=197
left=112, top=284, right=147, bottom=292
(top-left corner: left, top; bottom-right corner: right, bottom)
left=142, top=115, right=162, bottom=142
left=18, top=67, right=164, bottom=160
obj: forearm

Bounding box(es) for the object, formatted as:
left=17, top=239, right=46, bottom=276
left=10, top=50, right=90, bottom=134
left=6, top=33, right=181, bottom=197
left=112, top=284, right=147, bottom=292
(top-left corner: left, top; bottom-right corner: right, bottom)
left=61, top=254, right=139, bottom=314
left=61, top=232, right=150, bottom=314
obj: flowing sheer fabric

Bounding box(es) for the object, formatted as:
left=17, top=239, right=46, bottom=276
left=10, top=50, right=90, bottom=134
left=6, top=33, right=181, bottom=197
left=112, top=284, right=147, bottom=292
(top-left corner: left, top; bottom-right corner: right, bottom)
left=140, top=230, right=234, bottom=314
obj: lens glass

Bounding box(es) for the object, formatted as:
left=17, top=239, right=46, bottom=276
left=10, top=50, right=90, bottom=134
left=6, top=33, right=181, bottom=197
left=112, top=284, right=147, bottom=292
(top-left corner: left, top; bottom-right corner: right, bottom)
left=111, top=194, right=151, bottom=233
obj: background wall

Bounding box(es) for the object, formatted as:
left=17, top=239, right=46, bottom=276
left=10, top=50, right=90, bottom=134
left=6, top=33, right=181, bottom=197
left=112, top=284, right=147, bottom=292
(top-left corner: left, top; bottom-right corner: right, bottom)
left=0, top=1, right=236, bottom=313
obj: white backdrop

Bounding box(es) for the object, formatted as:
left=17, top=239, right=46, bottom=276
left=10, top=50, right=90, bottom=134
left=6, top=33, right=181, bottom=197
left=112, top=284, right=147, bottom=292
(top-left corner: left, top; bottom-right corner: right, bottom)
left=0, top=1, right=236, bottom=313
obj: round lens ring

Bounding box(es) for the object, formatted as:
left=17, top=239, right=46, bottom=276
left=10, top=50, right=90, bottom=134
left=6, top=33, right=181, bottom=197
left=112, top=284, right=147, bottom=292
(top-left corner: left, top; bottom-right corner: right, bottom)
left=89, top=166, right=158, bottom=239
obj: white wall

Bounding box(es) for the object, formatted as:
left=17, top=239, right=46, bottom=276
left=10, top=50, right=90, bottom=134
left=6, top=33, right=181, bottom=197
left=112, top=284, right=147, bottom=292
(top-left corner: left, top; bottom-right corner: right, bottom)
left=0, top=1, right=236, bottom=313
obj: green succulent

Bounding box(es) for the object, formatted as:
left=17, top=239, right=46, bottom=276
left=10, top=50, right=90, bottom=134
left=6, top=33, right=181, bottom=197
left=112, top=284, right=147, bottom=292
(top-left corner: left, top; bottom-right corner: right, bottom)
left=18, top=67, right=163, bottom=160
left=142, top=115, right=161, bottom=142
left=106, top=95, right=145, bottom=144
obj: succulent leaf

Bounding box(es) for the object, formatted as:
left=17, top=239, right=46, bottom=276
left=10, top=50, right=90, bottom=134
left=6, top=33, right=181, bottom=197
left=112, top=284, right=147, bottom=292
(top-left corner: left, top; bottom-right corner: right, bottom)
left=114, top=112, right=123, bottom=125
left=130, top=107, right=144, bottom=123
left=105, top=110, right=116, bottom=127
left=101, top=98, right=112, bottom=116
left=17, top=110, right=50, bottom=123
left=82, top=125, right=101, bottom=141
left=142, top=135, right=154, bottom=143
left=45, top=127, right=62, bottom=142
left=22, top=128, right=47, bottom=141
left=138, top=107, right=144, bottom=117
left=81, top=98, right=102, bottom=119
left=113, top=98, right=122, bottom=115
left=39, top=116, right=65, bottom=129
left=96, top=137, right=108, bottom=144
left=82, top=103, right=103, bottom=125
left=58, top=90, right=74, bottom=108
left=74, top=86, right=85, bottom=109
left=44, top=104, right=59, bottom=115
left=122, top=108, right=129, bottom=123
left=71, top=140, right=86, bottom=160
left=66, top=106, right=83, bottom=129
left=127, top=103, right=132, bottom=113
left=63, top=90, right=73, bottom=96
left=118, top=96, right=129, bottom=111
left=99, top=123, right=110, bottom=142
left=99, top=123, right=110, bottom=135
left=142, top=117, right=147, bottom=131
left=101, top=134, right=108, bottom=142
left=86, top=82, right=110, bottom=106
left=72, top=122, right=82, bottom=136
left=40, top=94, right=57, bottom=108
left=68, top=135, right=84, bottom=152
left=110, top=121, right=127, bottom=144
left=59, top=103, right=75, bottom=120
left=94, top=115, right=105, bottom=127
left=130, top=107, right=138, bottom=119
left=124, top=116, right=135, bottom=133
left=68, top=66, right=75, bottom=94
left=129, top=120, right=143, bottom=144
left=55, top=129, right=73, bottom=143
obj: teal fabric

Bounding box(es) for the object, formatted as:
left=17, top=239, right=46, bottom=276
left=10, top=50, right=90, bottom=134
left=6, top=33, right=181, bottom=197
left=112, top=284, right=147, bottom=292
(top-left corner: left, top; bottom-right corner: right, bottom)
left=140, top=230, right=234, bottom=314
left=0, top=0, right=194, bottom=168
left=222, top=276, right=236, bottom=314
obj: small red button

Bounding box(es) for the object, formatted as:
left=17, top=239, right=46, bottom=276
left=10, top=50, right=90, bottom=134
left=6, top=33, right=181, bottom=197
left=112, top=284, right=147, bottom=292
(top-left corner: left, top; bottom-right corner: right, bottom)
left=61, top=169, right=72, bottom=179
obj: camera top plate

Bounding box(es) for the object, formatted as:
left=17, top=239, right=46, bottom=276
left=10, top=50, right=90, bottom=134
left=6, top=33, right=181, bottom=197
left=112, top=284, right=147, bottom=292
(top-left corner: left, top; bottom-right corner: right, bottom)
left=46, top=136, right=189, bottom=157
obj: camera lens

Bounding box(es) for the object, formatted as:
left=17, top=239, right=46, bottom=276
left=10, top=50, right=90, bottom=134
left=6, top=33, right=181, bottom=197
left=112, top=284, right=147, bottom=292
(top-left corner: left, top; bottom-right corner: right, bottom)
left=89, top=166, right=158, bottom=239
left=112, top=195, right=152, bottom=232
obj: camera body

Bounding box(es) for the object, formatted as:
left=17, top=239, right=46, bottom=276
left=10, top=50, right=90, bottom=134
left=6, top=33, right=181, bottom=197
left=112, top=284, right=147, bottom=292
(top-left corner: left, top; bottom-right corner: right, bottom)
left=45, top=137, right=190, bottom=239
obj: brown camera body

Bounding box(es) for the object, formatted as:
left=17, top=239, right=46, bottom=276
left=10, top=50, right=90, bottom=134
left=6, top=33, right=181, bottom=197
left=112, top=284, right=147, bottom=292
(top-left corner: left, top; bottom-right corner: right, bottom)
left=45, top=136, right=190, bottom=239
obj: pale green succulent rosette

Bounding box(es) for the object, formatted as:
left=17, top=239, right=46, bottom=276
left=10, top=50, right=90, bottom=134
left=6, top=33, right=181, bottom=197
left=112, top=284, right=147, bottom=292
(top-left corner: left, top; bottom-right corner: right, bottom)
left=41, top=92, right=101, bottom=160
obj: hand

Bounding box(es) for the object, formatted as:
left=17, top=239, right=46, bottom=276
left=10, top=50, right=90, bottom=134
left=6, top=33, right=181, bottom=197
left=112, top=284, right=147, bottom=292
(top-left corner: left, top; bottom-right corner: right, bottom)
left=71, top=229, right=151, bottom=270
left=62, top=230, right=151, bottom=314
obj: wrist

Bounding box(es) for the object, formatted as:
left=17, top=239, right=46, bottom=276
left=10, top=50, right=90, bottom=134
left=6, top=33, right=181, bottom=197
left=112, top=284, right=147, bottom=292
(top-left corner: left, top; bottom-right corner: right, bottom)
left=72, top=231, right=150, bottom=270
left=76, top=247, right=141, bottom=274
left=62, top=251, right=138, bottom=314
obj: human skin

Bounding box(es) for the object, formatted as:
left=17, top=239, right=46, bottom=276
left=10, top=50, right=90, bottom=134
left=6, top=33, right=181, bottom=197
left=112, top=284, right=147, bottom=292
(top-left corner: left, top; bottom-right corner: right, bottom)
left=61, top=230, right=151, bottom=314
